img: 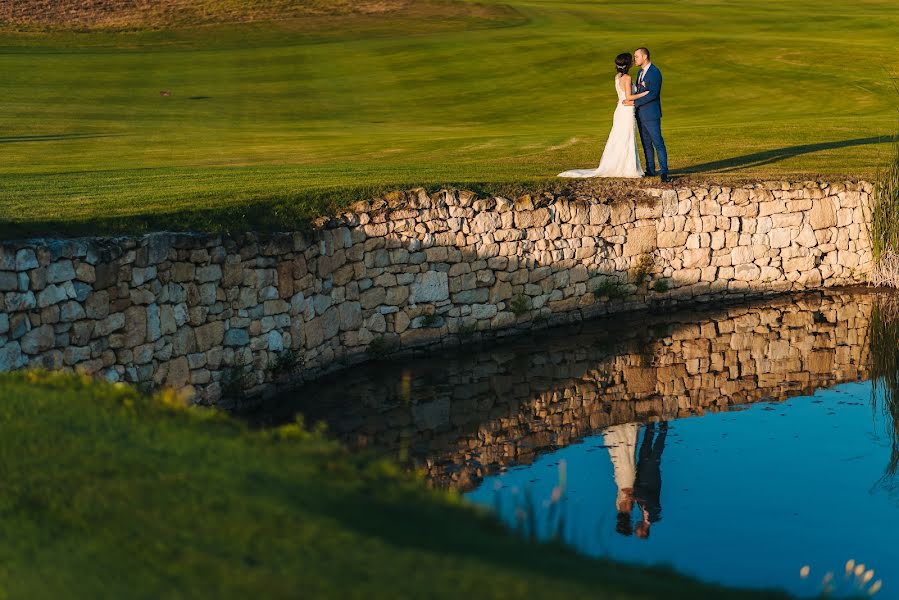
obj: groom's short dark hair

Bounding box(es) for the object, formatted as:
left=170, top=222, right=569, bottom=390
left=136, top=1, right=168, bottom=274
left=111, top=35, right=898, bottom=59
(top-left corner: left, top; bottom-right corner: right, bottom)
left=637, top=47, right=650, bottom=59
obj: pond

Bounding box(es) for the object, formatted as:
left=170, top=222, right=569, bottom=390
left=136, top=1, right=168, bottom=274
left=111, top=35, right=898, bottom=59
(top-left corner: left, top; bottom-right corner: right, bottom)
left=248, top=289, right=899, bottom=598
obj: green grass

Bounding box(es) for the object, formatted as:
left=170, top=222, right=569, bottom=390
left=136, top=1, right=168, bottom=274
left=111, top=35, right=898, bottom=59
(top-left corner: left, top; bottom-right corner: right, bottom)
left=0, top=371, right=791, bottom=599
left=0, top=0, right=897, bottom=237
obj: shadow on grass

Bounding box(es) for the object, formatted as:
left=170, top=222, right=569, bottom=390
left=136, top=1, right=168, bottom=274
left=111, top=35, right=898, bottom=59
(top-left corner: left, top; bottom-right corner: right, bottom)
left=24, top=204, right=315, bottom=239
left=228, top=443, right=791, bottom=600
left=305, top=485, right=790, bottom=599
left=0, top=180, right=556, bottom=240
left=675, top=135, right=896, bottom=175
left=0, top=133, right=123, bottom=144
left=0, top=193, right=337, bottom=240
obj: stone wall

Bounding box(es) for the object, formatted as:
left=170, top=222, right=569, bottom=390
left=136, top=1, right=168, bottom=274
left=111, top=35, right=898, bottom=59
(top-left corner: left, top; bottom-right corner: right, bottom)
left=270, top=291, right=873, bottom=490
left=0, top=181, right=873, bottom=405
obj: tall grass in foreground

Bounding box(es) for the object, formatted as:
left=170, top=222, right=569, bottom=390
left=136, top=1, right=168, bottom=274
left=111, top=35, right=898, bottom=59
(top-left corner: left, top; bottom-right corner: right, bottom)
left=866, top=140, right=899, bottom=286
left=493, top=460, right=569, bottom=543
left=867, top=74, right=899, bottom=286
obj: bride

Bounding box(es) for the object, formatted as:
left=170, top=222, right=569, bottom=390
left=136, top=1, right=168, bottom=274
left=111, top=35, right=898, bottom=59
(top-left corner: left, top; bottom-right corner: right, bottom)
left=558, top=53, right=648, bottom=179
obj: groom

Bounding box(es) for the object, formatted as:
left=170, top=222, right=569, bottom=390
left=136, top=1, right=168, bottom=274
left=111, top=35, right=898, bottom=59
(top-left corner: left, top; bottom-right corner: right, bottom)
left=624, top=47, right=669, bottom=182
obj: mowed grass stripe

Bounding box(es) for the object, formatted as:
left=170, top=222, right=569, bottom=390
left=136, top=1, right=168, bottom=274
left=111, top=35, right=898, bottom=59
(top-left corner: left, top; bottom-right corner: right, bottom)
left=0, top=0, right=896, bottom=237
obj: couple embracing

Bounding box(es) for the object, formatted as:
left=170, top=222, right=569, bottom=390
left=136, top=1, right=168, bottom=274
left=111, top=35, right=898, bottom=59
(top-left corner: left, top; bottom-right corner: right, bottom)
left=559, top=47, right=669, bottom=182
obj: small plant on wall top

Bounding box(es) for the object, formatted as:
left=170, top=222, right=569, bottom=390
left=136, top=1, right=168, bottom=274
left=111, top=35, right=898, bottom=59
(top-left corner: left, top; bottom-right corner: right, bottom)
left=631, top=254, right=655, bottom=285
left=366, top=335, right=397, bottom=358
left=458, top=322, right=478, bottom=338
left=651, top=278, right=670, bottom=293
left=419, top=311, right=442, bottom=328
left=510, top=294, right=530, bottom=316
left=222, top=363, right=254, bottom=399
left=267, top=349, right=304, bottom=379
left=592, top=278, right=625, bottom=299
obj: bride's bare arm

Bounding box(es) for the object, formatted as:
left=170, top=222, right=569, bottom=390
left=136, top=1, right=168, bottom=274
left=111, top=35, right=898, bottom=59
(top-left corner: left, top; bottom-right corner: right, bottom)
left=620, top=75, right=649, bottom=101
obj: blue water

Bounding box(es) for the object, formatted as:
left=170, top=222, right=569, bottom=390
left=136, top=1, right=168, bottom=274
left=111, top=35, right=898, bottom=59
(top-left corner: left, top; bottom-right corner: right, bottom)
left=262, top=291, right=899, bottom=597
left=467, top=381, right=896, bottom=597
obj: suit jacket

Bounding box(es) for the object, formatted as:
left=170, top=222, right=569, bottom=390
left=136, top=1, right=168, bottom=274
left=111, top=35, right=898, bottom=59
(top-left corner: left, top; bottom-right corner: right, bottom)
left=634, top=64, right=663, bottom=121
left=633, top=422, right=666, bottom=523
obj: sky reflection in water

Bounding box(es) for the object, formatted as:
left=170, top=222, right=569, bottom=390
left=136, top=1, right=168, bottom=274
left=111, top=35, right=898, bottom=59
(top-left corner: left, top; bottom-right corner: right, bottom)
left=467, top=381, right=895, bottom=597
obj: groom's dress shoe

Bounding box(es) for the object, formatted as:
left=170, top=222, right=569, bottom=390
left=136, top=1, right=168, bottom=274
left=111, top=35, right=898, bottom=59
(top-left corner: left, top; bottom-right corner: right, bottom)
left=660, top=173, right=671, bottom=183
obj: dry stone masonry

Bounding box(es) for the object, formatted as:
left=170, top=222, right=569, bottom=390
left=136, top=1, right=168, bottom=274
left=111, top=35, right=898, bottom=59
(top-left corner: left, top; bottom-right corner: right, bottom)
left=0, top=181, right=873, bottom=405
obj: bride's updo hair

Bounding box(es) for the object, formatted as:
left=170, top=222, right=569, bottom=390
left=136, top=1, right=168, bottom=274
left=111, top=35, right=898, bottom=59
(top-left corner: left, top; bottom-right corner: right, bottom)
left=615, top=53, right=633, bottom=75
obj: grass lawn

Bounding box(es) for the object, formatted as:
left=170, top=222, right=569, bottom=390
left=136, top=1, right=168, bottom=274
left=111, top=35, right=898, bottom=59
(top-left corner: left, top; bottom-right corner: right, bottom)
left=0, top=371, right=792, bottom=599
left=0, top=0, right=896, bottom=237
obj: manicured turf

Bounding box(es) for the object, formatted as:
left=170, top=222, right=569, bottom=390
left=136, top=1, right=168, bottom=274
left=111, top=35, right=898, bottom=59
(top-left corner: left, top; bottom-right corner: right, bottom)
left=0, top=371, right=791, bottom=599
left=0, top=0, right=896, bottom=237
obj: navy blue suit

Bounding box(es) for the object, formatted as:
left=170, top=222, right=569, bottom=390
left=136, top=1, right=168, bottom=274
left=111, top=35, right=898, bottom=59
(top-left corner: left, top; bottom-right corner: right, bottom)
left=634, top=64, right=668, bottom=176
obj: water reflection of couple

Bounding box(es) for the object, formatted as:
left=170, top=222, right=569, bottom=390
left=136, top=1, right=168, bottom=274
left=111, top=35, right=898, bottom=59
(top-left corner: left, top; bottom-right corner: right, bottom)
left=605, top=421, right=667, bottom=539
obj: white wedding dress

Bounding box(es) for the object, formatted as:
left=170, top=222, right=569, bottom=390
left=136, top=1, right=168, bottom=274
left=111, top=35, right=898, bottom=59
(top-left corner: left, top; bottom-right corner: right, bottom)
left=604, top=423, right=638, bottom=511
left=558, top=74, right=644, bottom=178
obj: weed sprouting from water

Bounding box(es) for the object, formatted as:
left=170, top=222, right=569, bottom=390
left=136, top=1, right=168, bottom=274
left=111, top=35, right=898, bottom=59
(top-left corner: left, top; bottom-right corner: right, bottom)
left=496, top=460, right=569, bottom=544
left=545, top=460, right=567, bottom=542
left=798, top=559, right=883, bottom=597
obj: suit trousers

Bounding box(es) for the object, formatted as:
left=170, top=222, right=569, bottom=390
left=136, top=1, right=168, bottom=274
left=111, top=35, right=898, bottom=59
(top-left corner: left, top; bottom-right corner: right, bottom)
left=637, top=116, right=668, bottom=175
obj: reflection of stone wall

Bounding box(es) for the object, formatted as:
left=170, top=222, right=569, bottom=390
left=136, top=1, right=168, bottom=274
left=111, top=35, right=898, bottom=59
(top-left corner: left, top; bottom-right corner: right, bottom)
left=274, top=291, right=873, bottom=490
left=0, top=181, right=872, bottom=405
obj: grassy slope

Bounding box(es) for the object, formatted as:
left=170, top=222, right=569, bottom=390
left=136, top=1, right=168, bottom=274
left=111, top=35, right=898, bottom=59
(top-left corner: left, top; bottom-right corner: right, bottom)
left=0, top=372, right=790, bottom=599
left=0, top=0, right=896, bottom=237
